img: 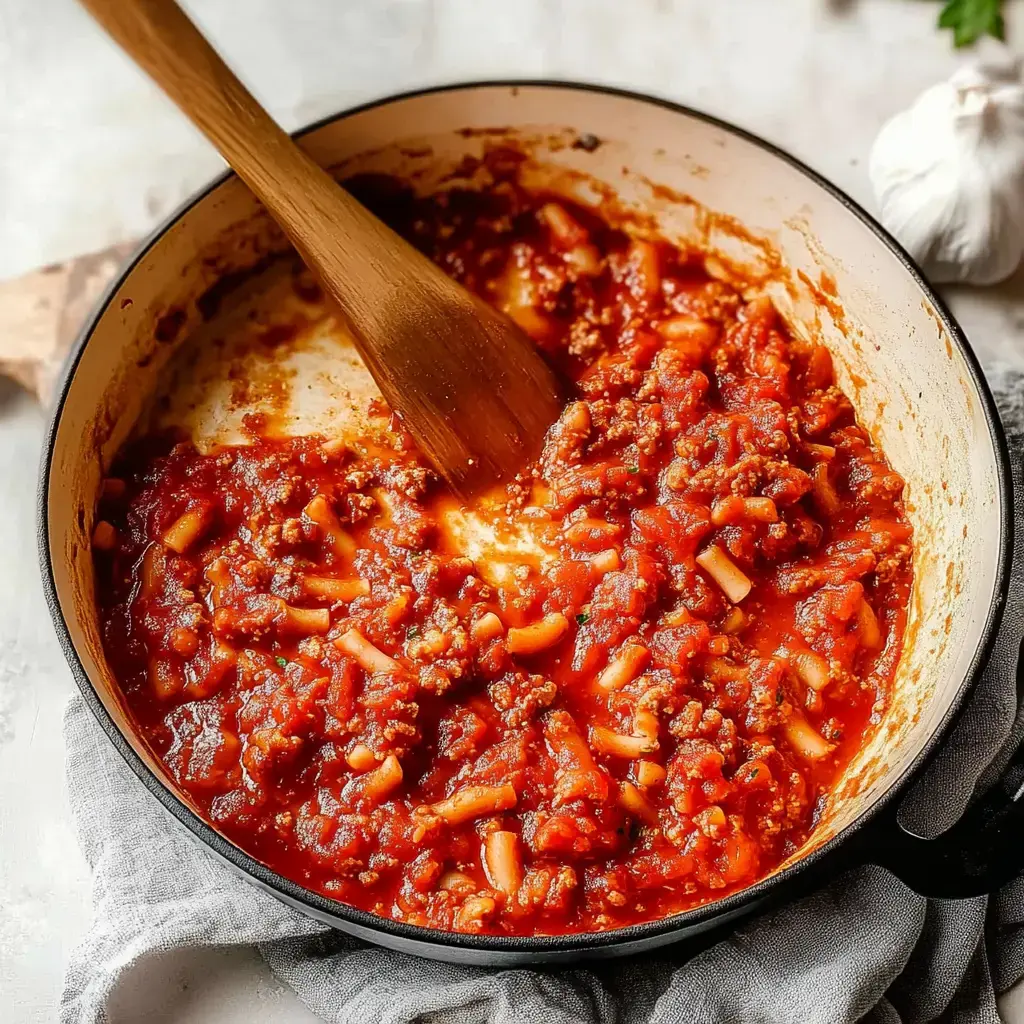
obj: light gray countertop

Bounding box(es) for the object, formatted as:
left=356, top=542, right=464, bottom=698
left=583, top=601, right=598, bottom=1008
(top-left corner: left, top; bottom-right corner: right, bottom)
left=3, top=1, right=1024, bottom=1021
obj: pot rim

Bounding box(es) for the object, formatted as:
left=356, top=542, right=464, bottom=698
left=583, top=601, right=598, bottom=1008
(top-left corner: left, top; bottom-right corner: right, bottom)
left=37, top=79, right=1014, bottom=954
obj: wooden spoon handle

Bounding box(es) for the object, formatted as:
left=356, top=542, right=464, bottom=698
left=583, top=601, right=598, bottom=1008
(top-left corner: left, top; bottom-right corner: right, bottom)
left=79, top=0, right=566, bottom=495
left=77, top=0, right=395, bottom=324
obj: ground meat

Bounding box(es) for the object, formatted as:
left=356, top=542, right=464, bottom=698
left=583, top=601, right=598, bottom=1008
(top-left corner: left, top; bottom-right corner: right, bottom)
left=488, top=673, right=558, bottom=728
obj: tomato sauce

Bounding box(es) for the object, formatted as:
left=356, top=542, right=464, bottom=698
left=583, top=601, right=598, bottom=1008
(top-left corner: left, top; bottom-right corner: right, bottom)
left=93, top=163, right=913, bottom=936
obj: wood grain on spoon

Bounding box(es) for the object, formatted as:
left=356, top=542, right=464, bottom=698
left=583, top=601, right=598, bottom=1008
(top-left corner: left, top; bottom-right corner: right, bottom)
left=78, top=0, right=564, bottom=495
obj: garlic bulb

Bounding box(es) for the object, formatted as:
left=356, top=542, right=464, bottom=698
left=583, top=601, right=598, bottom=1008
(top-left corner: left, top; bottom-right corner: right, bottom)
left=869, top=50, right=1024, bottom=285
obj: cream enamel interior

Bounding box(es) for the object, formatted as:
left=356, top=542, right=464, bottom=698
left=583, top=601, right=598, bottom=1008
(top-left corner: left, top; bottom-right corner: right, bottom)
left=46, top=85, right=1002, bottom=907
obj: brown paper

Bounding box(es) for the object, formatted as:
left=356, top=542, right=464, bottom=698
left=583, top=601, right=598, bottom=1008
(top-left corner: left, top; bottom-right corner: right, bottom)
left=0, top=242, right=136, bottom=402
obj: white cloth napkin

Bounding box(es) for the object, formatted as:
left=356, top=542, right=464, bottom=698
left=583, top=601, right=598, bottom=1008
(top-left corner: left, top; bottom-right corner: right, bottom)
left=59, top=365, right=1024, bottom=1024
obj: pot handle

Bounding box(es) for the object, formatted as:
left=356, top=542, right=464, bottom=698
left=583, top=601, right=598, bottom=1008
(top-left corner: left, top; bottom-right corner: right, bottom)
left=869, top=436, right=1024, bottom=899
left=871, top=728, right=1024, bottom=899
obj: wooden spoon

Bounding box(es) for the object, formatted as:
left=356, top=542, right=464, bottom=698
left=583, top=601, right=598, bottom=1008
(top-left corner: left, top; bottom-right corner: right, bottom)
left=78, top=0, right=564, bottom=495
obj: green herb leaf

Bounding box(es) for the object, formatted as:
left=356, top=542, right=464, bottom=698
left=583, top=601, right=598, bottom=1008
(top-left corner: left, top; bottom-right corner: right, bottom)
left=275, top=656, right=288, bottom=668
left=407, top=625, right=421, bottom=639
left=626, top=465, right=640, bottom=475
left=937, top=0, right=1005, bottom=47
left=576, top=612, right=591, bottom=625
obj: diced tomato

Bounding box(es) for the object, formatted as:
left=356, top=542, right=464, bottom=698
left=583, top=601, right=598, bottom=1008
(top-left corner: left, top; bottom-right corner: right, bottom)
left=650, top=621, right=712, bottom=671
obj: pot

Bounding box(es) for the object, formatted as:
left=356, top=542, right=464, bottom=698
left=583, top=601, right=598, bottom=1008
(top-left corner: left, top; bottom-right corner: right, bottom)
left=38, top=82, right=1021, bottom=965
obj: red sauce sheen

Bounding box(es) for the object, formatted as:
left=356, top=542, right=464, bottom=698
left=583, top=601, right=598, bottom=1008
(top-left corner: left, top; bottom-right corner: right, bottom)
left=94, top=166, right=913, bottom=937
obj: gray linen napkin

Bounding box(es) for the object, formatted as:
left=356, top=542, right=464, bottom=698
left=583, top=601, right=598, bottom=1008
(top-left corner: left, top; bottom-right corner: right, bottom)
left=60, top=363, right=1024, bottom=1024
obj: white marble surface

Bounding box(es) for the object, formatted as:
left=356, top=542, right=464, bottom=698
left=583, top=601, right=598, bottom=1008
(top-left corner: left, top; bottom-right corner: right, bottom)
left=3, top=1, right=1024, bottom=1021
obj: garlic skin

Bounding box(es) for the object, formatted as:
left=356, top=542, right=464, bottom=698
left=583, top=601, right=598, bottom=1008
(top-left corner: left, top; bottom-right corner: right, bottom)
left=869, top=51, right=1024, bottom=286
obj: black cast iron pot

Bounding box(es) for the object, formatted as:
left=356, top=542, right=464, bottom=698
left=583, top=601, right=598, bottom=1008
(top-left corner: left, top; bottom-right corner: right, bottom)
left=38, top=82, right=1022, bottom=964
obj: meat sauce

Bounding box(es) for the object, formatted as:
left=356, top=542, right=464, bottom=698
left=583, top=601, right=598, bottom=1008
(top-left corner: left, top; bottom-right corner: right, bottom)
left=93, top=163, right=913, bottom=937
